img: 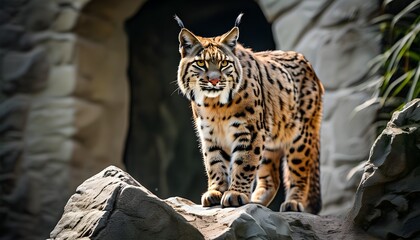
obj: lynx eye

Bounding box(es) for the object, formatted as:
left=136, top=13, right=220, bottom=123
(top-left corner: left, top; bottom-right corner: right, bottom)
left=196, top=60, right=205, bottom=67
left=220, top=60, right=228, bottom=67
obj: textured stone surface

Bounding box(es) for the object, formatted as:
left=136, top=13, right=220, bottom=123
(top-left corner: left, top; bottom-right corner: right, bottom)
left=1, top=47, right=49, bottom=94
left=320, top=90, right=378, bottom=214
left=52, top=6, right=79, bottom=31
left=50, top=166, right=204, bottom=240
left=0, top=1, right=71, bottom=239
left=256, top=0, right=299, bottom=22
left=51, top=166, right=373, bottom=240
left=42, top=33, right=76, bottom=65
left=0, top=0, right=142, bottom=239
left=350, top=99, right=420, bottom=239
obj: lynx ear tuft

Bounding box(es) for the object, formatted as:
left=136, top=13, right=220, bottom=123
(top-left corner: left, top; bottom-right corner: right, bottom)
left=174, top=15, right=185, bottom=28
left=235, top=13, right=244, bottom=27
left=220, top=13, right=242, bottom=49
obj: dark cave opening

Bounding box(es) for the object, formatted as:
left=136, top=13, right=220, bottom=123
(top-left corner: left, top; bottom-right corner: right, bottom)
left=124, top=0, right=283, bottom=209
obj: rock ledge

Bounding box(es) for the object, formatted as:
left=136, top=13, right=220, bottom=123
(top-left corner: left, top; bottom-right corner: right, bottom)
left=49, top=166, right=366, bottom=239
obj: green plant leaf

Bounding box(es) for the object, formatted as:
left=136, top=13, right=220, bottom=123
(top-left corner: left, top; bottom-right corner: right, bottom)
left=391, top=0, right=420, bottom=30
left=406, top=51, right=420, bottom=62
left=386, top=25, right=418, bottom=73
left=382, top=70, right=413, bottom=104
left=391, top=70, right=413, bottom=97
left=369, top=1, right=420, bottom=135
left=407, top=63, right=420, bottom=101
left=370, top=14, right=393, bottom=25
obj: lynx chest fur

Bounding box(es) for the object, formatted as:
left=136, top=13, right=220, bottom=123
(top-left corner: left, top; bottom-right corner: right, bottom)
left=176, top=14, right=324, bottom=214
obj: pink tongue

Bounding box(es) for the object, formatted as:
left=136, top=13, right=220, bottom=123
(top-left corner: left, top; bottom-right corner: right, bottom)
left=209, top=79, right=220, bottom=86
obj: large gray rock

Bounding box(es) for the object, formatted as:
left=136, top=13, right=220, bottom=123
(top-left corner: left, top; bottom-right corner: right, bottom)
left=50, top=166, right=371, bottom=240
left=49, top=166, right=203, bottom=240
left=349, top=99, right=420, bottom=239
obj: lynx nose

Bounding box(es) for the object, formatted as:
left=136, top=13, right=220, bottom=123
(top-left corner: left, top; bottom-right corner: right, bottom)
left=209, top=78, right=220, bottom=86
left=207, top=72, right=221, bottom=86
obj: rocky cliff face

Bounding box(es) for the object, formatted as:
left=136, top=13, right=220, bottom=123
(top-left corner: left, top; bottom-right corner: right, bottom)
left=49, top=99, right=420, bottom=240
left=350, top=99, right=420, bottom=239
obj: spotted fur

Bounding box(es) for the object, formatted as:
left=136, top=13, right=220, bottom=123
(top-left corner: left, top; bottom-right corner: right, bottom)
left=176, top=14, right=324, bottom=214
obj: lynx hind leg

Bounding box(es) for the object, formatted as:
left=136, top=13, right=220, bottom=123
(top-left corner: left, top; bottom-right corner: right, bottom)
left=251, top=147, right=282, bottom=206
left=280, top=119, right=321, bottom=214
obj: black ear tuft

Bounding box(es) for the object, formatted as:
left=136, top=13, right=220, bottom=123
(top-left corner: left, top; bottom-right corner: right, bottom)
left=174, top=15, right=185, bottom=28
left=235, top=13, right=244, bottom=27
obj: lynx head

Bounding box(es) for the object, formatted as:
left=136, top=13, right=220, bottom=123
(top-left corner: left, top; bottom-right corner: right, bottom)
left=175, top=14, right=244, bottom=105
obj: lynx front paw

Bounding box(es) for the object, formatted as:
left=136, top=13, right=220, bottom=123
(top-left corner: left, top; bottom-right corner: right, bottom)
left=201, top=190, right=223, bottom=207
left=221, top=190, right=249, bottom=207
left=280, top=200, right=304, bottom=212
